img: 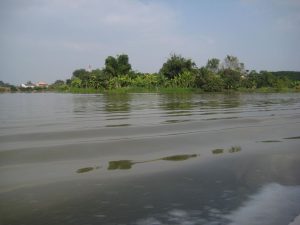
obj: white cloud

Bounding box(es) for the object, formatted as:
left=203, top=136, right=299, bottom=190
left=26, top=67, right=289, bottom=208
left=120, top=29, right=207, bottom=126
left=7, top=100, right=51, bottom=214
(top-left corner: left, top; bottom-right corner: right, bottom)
left=6, top=0, right=214, bottom=72
left=8, top=0, right=300, bottom=84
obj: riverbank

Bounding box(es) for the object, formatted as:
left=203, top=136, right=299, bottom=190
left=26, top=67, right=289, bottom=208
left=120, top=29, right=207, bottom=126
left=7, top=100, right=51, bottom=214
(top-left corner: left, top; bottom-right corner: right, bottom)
left=41, top=86, right=300, bottom=94
left=3, top=86, right=299, bottom=94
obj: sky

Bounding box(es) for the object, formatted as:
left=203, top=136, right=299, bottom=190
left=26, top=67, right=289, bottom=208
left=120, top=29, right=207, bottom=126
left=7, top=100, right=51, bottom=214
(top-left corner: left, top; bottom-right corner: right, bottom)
left=0, top=0, right=299, bottom=85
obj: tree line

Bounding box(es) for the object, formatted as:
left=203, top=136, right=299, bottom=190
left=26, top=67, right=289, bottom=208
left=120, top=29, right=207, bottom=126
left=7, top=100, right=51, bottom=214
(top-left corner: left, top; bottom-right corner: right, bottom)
left=50, top=54, right=298, bottom=92
left=1, top=54, right=300, bottom=93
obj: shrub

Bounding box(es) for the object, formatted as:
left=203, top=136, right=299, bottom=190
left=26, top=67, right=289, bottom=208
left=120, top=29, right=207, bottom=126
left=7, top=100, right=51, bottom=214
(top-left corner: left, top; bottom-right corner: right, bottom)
left=171, top=71, right=196, bottom=88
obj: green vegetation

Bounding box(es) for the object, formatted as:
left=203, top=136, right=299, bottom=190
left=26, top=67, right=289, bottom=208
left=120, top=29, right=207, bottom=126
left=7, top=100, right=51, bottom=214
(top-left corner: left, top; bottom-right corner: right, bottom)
left=2, top=53, right=300, bottom=93
left=0, top=81, right=17, bottom=92
left=57, top=54, right=299, bottom=93
left=159, top=54, right=196, bottom=79
left=271, top=71, right=300, bottom=81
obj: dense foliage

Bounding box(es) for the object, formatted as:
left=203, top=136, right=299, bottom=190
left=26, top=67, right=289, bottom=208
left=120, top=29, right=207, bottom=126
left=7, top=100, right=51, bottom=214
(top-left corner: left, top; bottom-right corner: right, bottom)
left=2, top=54, right=300, bottom=93
left=57, top=53, right=299, bottom=92
left=159, top=54, right=196, bottom=79
left=0, top=81, right=17, bottom=92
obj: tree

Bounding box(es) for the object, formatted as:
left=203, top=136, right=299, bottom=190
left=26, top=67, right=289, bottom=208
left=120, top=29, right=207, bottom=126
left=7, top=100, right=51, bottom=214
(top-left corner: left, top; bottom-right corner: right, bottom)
left=203, top=76, right=224, bottom=92
left=104, top=54, right=132, bottom=77
left=255, top=71, right=276, bottom=88
left=117, top=54, right=131, bottom=75
left=53, top=80, right=65, bottom=86
left=195, top=67, right=213, bottom=88
left=72, top=69, right=89, bottom=88
left=159, top=54, right=196, bottom=79
left=171, top=71, right=196, bottom=88
left=72, top=69, right=87, bottom=80
left=89, top=69, right=109, bottom=89
left=104, top=56, right=118, bottom=77
left=66, top=79, right=72, bottom=86
left=49, top=80, right=68, bottom=91
left=223, top=55, right=244, bottom=72
left=71, top=77, right=82, bottom=88
left=220, top=69, right=241, bottom=90
left=219, top=55, right=245, bottom=89
left=206, top=58, right=220, bottom=73
left=195, top=67, right=224, bottom=91
left=0, top=81, right=13, bottom=87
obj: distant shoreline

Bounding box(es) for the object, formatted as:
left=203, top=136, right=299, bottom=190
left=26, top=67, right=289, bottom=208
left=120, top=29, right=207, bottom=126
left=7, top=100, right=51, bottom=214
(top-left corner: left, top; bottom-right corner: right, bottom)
left=1, top=87, right=300, bottom=94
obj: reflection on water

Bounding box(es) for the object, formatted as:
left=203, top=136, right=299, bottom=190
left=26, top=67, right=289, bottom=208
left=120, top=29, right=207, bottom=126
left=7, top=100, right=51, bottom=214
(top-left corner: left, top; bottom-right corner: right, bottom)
left=1, top=93, right=300, bottom=225
left=103, top=93, right=132, bottom=127
left=103, top=93, right=131, bottom=113
left=205, top=116, right=239, bottom=121
left=228, top=146, right=242, bottom=153
left=212, top=149, right=224, bottom=154
left=79, top=149, right=242, bottom=173
left=284, top=136, right=300, bottom=140
left=159, top=94, right=195, bottom=111
left=260, top=140, right=282, bottom=143
left=76, top=166, right=101, bottom=173
left=163, top=119, right=191, bottom=124
left=212, top=146, right=242, bottom=155
left=65, top=92, right=300, bottom=129
left=108, top=160, right=134, bottom=170
left=260, top=136, right=300, bottom=142
left=108, top=154, right=198, bottom=171
left=161, top=154, right=197, bottom=161
left=223, top=98, right=241, bottom=109
left=77, top=167, right=94, bottom=173
left=105, top=124, right=130, bottom=128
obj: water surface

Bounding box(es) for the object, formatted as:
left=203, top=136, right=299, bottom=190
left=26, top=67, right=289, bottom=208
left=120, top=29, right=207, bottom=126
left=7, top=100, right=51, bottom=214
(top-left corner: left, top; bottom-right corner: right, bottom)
left=0, top=93, right=300, bottom=225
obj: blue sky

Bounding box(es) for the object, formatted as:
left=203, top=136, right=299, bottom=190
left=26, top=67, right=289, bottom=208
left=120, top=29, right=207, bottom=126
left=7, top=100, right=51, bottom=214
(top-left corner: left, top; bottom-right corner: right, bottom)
left=0, top=0, right=299, bottom=84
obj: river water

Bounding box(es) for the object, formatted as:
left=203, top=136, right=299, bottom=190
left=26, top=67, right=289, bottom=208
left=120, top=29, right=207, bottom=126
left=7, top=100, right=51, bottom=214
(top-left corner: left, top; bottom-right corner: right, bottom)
left=0, top=93, right=300, bottom=225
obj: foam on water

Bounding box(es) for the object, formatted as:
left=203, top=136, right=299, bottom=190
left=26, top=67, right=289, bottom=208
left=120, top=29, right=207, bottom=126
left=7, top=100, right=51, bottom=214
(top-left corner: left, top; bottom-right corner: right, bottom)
left=135, top=183, right=300, bottom=225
